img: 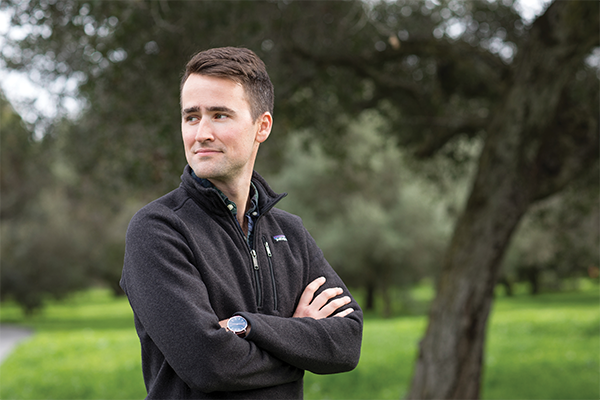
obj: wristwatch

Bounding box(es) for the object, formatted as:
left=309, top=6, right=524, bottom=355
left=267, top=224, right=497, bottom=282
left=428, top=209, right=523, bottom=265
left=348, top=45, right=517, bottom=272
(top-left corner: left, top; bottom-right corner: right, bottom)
left=226, top=315, right=248, bottom=337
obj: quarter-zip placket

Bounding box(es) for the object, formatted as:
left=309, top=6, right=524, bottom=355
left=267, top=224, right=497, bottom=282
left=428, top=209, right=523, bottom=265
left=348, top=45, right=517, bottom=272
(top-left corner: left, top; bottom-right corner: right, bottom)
left=202, top=182, right=286, bottom=311
left=212, top=194, right=263, bottom=309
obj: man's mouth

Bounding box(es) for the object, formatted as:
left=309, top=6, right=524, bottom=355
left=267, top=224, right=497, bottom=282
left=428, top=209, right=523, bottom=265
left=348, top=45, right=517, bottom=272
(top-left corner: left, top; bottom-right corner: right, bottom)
left=194, top=148, right=222, bottom=155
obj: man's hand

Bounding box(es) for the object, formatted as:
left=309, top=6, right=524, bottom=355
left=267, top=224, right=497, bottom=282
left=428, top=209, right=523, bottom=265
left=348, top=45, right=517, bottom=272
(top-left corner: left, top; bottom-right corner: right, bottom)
left=293, top=277, right=354, bottom=319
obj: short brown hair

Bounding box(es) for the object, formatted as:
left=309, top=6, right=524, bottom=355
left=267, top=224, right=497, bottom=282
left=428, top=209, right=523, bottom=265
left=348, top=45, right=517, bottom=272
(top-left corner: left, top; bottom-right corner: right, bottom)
left=181, top=47, right=274, bottom=121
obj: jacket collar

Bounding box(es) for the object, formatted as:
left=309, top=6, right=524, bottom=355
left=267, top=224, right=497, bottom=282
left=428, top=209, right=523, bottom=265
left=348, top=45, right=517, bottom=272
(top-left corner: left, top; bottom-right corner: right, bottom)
left=180, top=165, right=287, bottom=216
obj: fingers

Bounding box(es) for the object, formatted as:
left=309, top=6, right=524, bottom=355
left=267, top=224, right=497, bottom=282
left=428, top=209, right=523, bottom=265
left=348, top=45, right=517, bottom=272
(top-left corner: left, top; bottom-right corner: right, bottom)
left=309, top=287, right=344, bottom=311
left=293, top=276, right=354, bottom=319
left=333, top=307, right=355, bottom=318
left=317, top=294, right=351, bottom=318
left=296, top=276, right=326, bottom=309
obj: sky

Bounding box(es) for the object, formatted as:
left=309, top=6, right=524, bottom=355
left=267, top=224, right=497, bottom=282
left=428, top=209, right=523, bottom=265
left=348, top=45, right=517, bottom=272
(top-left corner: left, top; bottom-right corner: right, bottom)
left=0, top=0, right=555, bottom=134
left=513, top=0, right=553, bottom=20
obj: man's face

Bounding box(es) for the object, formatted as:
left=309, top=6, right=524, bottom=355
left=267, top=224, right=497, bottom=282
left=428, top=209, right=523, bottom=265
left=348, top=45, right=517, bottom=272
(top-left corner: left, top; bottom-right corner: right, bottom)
left=181, top=74, right=271, bottom=186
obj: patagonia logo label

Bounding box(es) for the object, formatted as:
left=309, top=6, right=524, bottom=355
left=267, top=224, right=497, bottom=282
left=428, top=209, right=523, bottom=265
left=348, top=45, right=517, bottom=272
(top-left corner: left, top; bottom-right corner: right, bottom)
left=273, top=235, right=288, bottom=242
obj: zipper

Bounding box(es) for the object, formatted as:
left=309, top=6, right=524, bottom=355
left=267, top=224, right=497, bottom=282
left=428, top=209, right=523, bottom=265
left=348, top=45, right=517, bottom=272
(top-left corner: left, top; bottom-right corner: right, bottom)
left=207, top=186, right=287, bottom=311
left=251, top=249, right=262, bottom=308
left=263, top=238, right=278, bottom=311
left=215, top=193, right=262, bottom=309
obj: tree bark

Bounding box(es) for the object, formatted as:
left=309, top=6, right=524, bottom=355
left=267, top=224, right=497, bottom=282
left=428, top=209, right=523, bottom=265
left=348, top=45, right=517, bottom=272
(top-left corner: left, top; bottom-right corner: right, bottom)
left=407, top=1, right=599, bottom=398
left=407, top=139, right=530, bottom=399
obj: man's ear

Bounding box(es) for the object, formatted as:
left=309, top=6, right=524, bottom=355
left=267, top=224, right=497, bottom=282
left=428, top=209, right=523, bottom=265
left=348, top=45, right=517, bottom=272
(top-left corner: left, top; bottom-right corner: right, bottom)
left=255, top=112, right=273, bottom=144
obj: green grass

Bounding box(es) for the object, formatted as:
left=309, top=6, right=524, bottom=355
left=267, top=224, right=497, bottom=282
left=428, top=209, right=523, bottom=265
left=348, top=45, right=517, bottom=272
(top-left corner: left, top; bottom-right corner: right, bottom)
left=482, top=290, right=600, bottom=399
left=0, top=291, right=146, bottom=399
left=1, top=285, right=598, bottom=399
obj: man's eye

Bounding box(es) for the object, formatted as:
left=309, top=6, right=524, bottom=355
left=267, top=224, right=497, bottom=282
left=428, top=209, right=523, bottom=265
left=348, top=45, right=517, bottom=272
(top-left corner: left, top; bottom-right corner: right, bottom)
left=215, top=113, right=227, bottom=120
left=186, top=116, right=199, bottom=122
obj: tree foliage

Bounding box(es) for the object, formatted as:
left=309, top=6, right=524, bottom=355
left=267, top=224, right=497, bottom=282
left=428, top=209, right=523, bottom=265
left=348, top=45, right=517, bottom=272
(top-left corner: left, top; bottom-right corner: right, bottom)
left=1, top=95, right=89, bottom=312
left=268, top=112, right=456, bottom=316
left=0, top=93, right=43, bottom=221
left=1, top=93, right=139, bottom=311
left=501, top=183, right=599, bottom=295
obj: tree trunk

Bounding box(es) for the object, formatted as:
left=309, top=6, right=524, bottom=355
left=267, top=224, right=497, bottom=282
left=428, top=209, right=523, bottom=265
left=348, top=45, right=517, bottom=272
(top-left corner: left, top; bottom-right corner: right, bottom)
left=407, top=147, right=530, bottom=399
left=407, top=2, right=599, bottom=398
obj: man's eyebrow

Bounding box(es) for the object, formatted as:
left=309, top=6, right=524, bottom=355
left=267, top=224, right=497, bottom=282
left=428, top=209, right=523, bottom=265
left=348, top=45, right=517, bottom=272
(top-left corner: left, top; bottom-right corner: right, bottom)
left=181, top=105, right=236, bottom=115
left=207, top=106, right=236, bottom=115
left=182, top=106, right=199, bottom=116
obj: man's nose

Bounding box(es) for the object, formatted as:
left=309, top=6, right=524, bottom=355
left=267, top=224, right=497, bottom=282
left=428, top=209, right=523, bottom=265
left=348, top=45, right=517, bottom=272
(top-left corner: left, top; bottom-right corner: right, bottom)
left=194, top=118, right=215, bottom=142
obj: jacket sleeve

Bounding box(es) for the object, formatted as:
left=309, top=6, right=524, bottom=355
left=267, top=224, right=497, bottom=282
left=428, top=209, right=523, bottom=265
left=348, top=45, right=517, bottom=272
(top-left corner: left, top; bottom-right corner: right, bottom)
left=237, top=229, right=363, bottom=374
left=121, top=205, right=303, bottom=393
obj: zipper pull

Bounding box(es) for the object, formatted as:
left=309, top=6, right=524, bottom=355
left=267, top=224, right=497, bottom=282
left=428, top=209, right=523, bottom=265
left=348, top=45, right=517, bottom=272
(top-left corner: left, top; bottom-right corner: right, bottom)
left=251, top=250, right=259, bottom=270
left=264, top=241, right=272, bottom=257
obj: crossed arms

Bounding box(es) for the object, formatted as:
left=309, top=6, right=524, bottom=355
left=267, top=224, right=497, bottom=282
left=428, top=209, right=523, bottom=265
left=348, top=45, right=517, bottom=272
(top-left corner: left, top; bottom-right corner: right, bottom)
left=219, top=276, right=356, bottom=331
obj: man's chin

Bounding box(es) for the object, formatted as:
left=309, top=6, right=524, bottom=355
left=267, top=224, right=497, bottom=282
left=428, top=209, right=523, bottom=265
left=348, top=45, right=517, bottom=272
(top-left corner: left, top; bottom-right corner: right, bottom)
left=190, top=166, right=223, bottom=181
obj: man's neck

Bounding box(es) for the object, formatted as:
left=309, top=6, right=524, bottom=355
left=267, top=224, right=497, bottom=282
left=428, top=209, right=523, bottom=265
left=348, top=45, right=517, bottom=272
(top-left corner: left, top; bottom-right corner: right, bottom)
left=208, top=176, right=251, bottom=229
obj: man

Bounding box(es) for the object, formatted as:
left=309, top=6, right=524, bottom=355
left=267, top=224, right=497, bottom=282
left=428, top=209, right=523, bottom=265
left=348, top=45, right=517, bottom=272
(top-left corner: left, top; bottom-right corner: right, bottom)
left=121, top=47, right=363, bottom=399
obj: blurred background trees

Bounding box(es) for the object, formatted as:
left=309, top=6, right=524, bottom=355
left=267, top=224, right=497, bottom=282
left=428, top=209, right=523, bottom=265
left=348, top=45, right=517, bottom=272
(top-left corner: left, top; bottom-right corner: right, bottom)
left=1, top=0, right=597, bottom=398
left=267, top=111, right=458, bottom=317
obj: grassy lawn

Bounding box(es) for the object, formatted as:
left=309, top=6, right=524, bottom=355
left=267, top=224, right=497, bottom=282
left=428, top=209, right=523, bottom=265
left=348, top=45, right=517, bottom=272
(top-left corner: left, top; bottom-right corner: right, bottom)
left=482, top=289, right=599, bottom=399
left=0, top=291, right=145, bottom=399
left=1, top=283, right=598, bottom=399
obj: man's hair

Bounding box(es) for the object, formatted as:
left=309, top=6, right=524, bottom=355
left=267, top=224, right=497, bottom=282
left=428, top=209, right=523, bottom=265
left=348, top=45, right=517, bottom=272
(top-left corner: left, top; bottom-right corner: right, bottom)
left=181, top=47, right=274, bottom=121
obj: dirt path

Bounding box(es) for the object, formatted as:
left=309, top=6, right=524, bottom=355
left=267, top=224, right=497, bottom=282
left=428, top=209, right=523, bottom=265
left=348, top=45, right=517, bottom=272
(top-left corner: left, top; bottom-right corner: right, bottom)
left=0, top=325, right=33, bottom=364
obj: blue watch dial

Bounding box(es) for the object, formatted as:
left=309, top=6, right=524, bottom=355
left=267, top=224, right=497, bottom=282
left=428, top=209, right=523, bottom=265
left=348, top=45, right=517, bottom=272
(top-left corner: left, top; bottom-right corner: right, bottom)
left=227, top=316, right=247, bottom=333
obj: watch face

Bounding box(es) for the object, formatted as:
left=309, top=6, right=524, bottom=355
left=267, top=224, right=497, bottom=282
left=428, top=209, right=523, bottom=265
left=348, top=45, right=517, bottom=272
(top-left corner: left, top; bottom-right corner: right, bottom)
left=227, top=316, right=247, bottom=333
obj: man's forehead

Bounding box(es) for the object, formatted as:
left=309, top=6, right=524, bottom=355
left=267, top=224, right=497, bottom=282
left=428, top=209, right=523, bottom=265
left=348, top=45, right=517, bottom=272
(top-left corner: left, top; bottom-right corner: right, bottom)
left=181, top=74, right=250, bottom=111
left=182, top=73, right=244, bottom=93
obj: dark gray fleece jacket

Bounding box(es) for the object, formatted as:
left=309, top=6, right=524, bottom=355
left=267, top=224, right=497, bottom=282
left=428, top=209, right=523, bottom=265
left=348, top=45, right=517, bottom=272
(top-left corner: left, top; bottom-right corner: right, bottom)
left=120, top=166, right=363, bottom=399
